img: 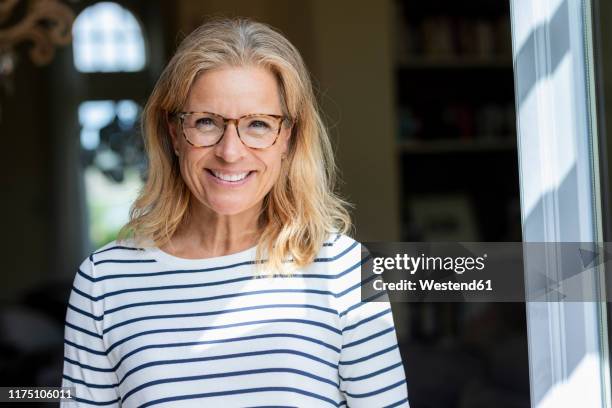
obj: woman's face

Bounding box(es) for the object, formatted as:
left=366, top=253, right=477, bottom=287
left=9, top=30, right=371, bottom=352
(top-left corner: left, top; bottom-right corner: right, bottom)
left=170, top=66, right=291, bottom=217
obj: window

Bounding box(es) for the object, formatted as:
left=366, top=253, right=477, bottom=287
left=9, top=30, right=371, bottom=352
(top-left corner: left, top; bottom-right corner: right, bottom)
left=72, top=2, right=146, bottom=72
left=72, top=2, right=148, bottom=249
left=78, top=100, right=145, bottom=248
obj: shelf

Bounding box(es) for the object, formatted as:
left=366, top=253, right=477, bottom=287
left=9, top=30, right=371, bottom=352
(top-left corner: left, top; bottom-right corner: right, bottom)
left=397, top=55, right=513, bottom=69
left=398, top=138, right=516, bottom=154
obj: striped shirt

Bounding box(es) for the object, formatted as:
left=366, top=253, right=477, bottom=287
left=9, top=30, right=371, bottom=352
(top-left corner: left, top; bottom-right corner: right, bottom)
left=61, top=233, right=409, bottom=407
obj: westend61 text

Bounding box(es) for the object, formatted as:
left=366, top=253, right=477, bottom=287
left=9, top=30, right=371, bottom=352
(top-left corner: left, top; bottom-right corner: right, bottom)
left=374, top=279, right=493, bottom=292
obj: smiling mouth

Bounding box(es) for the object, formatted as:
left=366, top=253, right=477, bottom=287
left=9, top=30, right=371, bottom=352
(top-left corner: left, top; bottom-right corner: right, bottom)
left=206, top=169, right=255, bottom=182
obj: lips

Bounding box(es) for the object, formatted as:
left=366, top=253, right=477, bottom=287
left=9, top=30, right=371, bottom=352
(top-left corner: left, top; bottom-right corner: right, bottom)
left=210, top=169, right=250, bottom=181
left=205, top=169, right=255, bottom=185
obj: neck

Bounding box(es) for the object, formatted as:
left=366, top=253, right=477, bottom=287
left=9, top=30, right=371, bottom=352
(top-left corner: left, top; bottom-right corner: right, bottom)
left=163, top=199, right=263, bottom=259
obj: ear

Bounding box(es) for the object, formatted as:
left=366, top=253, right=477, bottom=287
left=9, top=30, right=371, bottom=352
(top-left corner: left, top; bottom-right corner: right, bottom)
left=165, top=111, right=180, bottom=153
left=280, top=121, right=293, bottom=156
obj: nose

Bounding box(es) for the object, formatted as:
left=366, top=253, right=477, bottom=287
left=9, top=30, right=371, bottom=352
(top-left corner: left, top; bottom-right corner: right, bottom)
left=213, top=122, right=247, bottom=163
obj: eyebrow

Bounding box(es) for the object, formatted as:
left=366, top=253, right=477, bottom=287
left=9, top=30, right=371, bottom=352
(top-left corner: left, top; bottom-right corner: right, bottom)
left=181, top=110, right=284, bottom=117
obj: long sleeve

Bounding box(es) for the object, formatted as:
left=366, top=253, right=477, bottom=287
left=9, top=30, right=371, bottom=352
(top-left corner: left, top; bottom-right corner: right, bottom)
left=335, top=238, right=410, bottom=407
left=61, top=256, right=122, bottom=407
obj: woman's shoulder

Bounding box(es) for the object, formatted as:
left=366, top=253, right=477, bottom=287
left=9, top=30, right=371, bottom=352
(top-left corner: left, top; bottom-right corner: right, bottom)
left=308, top=233, right=366, bottom=292
left=315, top=232, right=362, bottom=267
left=320, top=232, right=359, bottom=251
left=91, top=238, right=148, bottom=258
left=79, top=238, right=153, bottom=273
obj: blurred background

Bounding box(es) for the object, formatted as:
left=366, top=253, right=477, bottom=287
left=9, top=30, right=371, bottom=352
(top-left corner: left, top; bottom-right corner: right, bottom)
left=0, top=0, right=530, bottom=407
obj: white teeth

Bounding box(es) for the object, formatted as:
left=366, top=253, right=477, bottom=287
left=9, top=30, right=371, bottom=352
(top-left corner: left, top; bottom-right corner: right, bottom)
left=211, top=170, right=249, bottom=182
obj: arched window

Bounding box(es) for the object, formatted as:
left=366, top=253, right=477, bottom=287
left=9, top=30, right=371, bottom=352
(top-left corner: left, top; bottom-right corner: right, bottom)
left=71, top=2, right=149, bottom=249
left=72, top=2, right=146, bottom=72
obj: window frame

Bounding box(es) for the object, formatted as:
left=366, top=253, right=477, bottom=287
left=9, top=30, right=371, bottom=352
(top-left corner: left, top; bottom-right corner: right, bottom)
left=510, top=0, right=612, bottom=406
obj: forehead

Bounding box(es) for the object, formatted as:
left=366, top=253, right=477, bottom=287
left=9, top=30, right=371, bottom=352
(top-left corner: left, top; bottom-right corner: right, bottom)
left=185, top=65, right=282, bottom=116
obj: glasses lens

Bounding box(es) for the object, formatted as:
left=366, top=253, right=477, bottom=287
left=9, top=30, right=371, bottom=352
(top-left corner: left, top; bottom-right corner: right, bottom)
left=183, top=113, right=224, bottom=146
left=238, top=115, right=280, bottom=148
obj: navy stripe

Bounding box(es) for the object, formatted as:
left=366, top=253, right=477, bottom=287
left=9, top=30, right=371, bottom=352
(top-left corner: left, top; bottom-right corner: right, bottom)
left=68, top=303, right=103, bottom=321
left=93, top=245, right=144, bottom=255
left=93, top=258, right=157, bottom=266
left=336, top=266, right=376, bottom=298
left=82, top=275, right=264, bottom=301
left=63, top=374, right=118, bottom=389
left=314, top=240, right=358, bottom=262
left=81, top=259, right=260, bottom=282
left=102, top=303, right=337, bottom=334
left=72, top=284, right=96, bottom=301
left=119, top=349, right=339, bottom=385
left=103, top=288, right=338, bottom=317
left=76, top=275, right=332, bottom=302
left=322, top=233, right=342, bottom=247
left=65, top=321, right=102, bottom=339
left=72, top=396, right=121, bottom=406
left=79, top=240, right=359, bottom=283
left=107, top=318, right=341, bottom=353
left=339, top=291, right=387, bottom=318
left=343, top=308, right=392, bottom=332
left=385, top=397, right=410, bottom=408
left=64, top=338, right=107, bottom=356
left=77, top=268, right=96, bottom=283
left=343, top=326, right=394, bottom=349
left=64, top=357, right=115, bottom=373
left=123, top=367, right=340, bottom=402
left=345, top=378, right=406, bottom=398
left=363, top=291, right=389, bottom=302
left=113, top=332, right=340, bottom=370
left=340, top=361, right=403, bottom=382
left=339, top=344, right=398, bottom=365
left=138, top=386, right=342, bottom=408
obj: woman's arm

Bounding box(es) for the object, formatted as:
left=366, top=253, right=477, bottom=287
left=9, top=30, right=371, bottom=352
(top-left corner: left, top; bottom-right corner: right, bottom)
left=61, top=256, right=121, bottom=407
left=334, top=237, right=410, bottom=407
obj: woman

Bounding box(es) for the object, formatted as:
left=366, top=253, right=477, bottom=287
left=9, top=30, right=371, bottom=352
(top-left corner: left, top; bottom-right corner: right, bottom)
left=62, top=18, right=409, bottom=407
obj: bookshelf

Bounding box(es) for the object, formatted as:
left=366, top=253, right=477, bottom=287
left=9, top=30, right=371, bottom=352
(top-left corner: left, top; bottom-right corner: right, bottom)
left=397, top=56, right=513, bottom=69
left=394, top=0, right=520, bottom=243
left=399, top=138, right=516, bottom=154
left=391, top=4, right=529, bottom=407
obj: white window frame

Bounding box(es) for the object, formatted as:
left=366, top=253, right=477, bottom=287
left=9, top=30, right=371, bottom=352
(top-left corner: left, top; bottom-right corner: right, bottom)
left=510, top=0, right=611, bottom=407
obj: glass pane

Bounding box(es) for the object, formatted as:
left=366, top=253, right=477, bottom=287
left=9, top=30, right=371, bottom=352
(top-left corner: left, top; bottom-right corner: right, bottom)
left=72, top=2, right=146, bottom=72
left=78, top=100, right=145, bottom=248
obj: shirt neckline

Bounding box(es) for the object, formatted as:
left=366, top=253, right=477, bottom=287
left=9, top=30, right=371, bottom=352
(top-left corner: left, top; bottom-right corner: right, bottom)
left=147, top=243, right=259, bottom=268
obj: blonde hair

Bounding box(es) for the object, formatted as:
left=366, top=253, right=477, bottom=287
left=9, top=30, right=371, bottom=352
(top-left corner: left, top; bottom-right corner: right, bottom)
left=118, top=17, right=352, bottom=276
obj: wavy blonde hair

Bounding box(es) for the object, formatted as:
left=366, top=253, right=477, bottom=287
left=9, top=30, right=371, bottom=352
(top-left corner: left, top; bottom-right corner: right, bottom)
left=118, top=17, right=352, bottom=276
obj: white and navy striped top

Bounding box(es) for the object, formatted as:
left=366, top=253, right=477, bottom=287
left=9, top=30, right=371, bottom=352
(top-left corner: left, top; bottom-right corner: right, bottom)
left=61, top=233, right=409, bottom=407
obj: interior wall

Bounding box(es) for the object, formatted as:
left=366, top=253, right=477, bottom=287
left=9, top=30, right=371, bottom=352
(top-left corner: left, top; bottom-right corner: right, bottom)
left=0, top=59, right=54, bottom=302
left=309, top=0, right=400, bottom=241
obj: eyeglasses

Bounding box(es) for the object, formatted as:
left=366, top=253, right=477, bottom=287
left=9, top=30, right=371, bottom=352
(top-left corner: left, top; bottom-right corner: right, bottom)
left=176, top=111, right=290, bottom=149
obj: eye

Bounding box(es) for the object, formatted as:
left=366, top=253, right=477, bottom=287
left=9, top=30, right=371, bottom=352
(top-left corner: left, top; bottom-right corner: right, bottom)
left=195, top=117, right=215, bottom=128
left=248, top=120, right=272, bottom=130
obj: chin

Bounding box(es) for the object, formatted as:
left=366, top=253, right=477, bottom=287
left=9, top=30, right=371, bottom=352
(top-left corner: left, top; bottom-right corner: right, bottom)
left=206, top=200, right=257, bottom=216
left=210, top=207, right=248, bottom=216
